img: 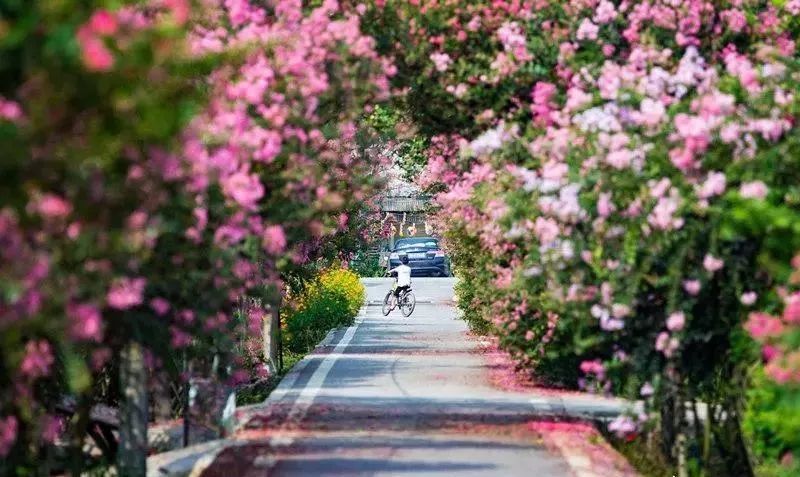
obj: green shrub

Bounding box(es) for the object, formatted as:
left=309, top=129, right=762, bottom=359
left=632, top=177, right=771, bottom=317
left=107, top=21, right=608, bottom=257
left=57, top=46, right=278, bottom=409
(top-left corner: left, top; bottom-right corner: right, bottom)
left=745, top=369, right=800, bottom=477
left=350, top=252, right=386, bottom=278
left=318, top=268, right=367, bottom=315
left=285, top=268, right=365, bottom=353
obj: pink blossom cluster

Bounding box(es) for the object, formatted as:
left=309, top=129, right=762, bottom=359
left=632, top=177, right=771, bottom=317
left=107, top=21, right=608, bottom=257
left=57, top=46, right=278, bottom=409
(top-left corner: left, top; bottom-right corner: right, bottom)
left=1, top=0, right=391, bottom=462
left=748, top=280, right=800, bottom=384
left=403, top=0, right=800, bottom=426
left=0, top=97, right=23, bottom=123
left=184, top=0, right=391, bottom=267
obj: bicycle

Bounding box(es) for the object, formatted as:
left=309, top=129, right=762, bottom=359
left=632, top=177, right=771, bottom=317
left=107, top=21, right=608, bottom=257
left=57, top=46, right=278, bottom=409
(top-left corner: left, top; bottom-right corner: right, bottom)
left=382, top=273, right=416, bottom=317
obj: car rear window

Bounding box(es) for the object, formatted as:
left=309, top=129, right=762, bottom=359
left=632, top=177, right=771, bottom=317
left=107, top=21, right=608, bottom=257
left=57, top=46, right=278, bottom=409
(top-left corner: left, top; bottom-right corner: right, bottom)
left=395, top=239, right=439, bottom=250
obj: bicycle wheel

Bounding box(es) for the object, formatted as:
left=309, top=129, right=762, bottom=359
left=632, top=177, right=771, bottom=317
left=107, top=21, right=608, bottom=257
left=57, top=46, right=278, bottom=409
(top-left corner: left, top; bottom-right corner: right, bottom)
left=382, top=291, right=394, bottom=316
left=400, top=291, right=416, bottom=317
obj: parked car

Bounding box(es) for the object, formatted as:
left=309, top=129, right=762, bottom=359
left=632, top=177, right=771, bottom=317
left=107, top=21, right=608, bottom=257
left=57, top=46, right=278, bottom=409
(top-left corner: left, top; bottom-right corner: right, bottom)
left=387, top=237, right=450, bottom=277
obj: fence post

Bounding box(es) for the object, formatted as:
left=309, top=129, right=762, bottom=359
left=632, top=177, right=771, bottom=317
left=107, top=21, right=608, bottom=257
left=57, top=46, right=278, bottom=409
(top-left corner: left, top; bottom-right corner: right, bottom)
left=118, top=341, right=148, bottom=477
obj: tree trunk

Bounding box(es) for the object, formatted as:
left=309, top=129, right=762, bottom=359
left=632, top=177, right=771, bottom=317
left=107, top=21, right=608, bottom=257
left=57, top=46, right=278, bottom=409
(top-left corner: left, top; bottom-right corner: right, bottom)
left=724, top=413, right=756, bottom=477
left=153, top=372, right=173, bottom=422
left=118, top=342, right=148, bottom=477
left=263, top=298, right=281, bottom=374
left=676, top=431, right=688, bottom=477
left=660, top=394, right=677, bottom=460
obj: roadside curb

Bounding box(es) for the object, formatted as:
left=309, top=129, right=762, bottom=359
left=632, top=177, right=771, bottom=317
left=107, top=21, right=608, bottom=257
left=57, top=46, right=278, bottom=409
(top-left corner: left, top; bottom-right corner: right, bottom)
left=146, top=439, right=240, bottom=477
left=146, top=309, right=363, bottom=477
left=528, top=395, right=644, bottom=422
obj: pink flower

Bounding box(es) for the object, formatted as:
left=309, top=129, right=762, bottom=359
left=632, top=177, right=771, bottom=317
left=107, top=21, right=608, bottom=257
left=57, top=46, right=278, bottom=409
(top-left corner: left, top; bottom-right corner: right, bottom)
left=580, top=359, right=605, bottom=378
left=0, top=97, right=22, bottom=122
left=262, top=224, right=287, bottom=255
left=20, top=340, right=54, bottom=379
left=150, top=297, right=171, bottom=316
left=648, top=178, right=671, bottom=199
left=608, top=415, right=637, bottom=438
left=765, top=362, right=792, bottom=384
left=222, top=172, right=264, bottom=210
left=697, top=172, right=726, bottom=199
left=597, top=192, right=615, bottom=218
left=655, top=332, right=679, bottom=357
left=67, top=222, right=81, bottom=239
left=163, top=0, right=190, bottom=25
left=783, top=294, right=800, bottom=323
left=669, top=147, right=698, bottom=172
left=721, top=9, right=747, bottom=33
left=683, top=279, right=702, bottom=295
left=493, top=267, right=513, bottom=289
left=230, top=369, right=251, bottom=385
left=106, top=277, right=146, bottom=310
left=666, top=312, right=686, bottom=332
left=34, top=194, right=72, bottom=219
left=636, top=98, right=666, bottom=127
left=532, top=82, right=556, bottom=106
left=739, top=181, right=768, bottom=200
left=534, top=217, right=559, bottom=245
left=446, top=83, right=468, bottom=98
left=640, top=383, right=655, bottom=397
left=178, top=309, right=195, bottom=325
left=576, top=19, right=599, bottom=41
left=594, top=1, right=617, bottom=24
left=496, top=21, right=531, bottom=61
left=68, top=303, right=103, bottom=341
left=126, top=210, right=148, bottom=230
left=88, top=10, right=119, bottom=36
left=703, top=254, right=724, bottom=273
left=79, top=35, right=115, bottom=72
left=740, top=292, right=757, bottom=306
left=247, top=308, right=266, bottom=334
left=762, top=345, right=780, bottom=363
left=600, top=314, right=625, bottom=331
left=745, top=312, right=785, bottom=340
left=0, top=416, right=18, bottom=457
left=170, top=326, right=192, bottom=348
left=724, top=51, right=760, bottom=94
left=648, top=196, right=683, bottom=230
left=612, top=303, right=630, bottom=318
left=429, top=52, right=452, bottom=72
left=40, top=415, right=65, bottom=444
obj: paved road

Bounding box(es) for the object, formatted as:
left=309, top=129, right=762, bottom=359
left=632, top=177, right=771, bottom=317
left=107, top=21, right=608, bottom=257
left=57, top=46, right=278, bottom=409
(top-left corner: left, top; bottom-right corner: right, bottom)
left=361, top=277, right=457, bottom=304
left=203, top=278, right=579, bottom=477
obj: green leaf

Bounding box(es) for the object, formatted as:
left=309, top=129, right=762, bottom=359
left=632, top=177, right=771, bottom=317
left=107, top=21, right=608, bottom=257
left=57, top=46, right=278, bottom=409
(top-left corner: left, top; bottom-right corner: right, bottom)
left=64, top=351, right=91, bottom=394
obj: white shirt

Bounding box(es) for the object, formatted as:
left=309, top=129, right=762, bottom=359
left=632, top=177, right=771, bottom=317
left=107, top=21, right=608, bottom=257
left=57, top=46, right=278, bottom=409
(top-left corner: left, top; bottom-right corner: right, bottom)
left=390, top=265, right=412, bottom=287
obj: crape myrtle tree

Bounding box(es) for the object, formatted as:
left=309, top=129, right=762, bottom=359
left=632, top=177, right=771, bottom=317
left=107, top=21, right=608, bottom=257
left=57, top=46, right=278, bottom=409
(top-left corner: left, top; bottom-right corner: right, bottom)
left=0, top=0, right=391, bottom=473
left=359, top=0, right=800, bottom=475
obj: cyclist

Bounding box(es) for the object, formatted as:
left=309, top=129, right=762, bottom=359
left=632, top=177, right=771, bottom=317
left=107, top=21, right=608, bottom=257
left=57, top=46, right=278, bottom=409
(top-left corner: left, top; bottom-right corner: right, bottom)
left=388, top=254, right=412, bottom=301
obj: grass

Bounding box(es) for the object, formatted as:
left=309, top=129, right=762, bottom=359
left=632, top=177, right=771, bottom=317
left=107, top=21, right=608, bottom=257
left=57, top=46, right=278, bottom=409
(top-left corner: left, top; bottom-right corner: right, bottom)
left=612, top=443, right=673, bottom=476
left=236, top=351, right=304, bottom=406
left=600, top=429, right=674, bottom=477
